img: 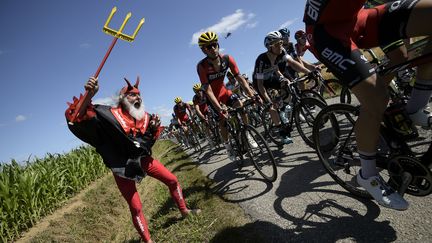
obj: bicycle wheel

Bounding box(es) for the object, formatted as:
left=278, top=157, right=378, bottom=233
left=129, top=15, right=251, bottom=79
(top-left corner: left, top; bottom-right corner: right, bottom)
left=260, top=106, right=285, bottom=146
left=294, top=97, right=327, bottom=148
left=313, top=103, right=371, bottom=198
left=301, top=90, right=327, bottom=104
left=339, top=86, right=352, bottom=104
left=241, top=124, right=277, bottom=182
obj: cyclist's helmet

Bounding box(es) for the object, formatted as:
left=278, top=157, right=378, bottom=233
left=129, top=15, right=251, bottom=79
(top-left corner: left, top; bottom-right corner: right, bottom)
left=193, top=83, right=202, bottom=92
left=187, top=101, right=194, bottom=106
left=295, top=30, right=306, bottom=40
left=174, top=97, right=182, bottom=104
left=198, top=31, right=218, bottom=48
left=279, top=28, right=290, bottom=39
left=264, top=31, right=282, bottom=48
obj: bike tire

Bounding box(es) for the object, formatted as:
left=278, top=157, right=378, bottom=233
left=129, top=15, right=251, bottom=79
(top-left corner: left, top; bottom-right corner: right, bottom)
left=313, top=103, right=371, bottom=198
left=294, top=97, right=328, bottom=148
left=242, top=124, right=278, bottom=182
left=301, top=90, right=327, bottom=104
left=339, top=86, right=352, bottom=104
left=260, top=106, right=285, bottom=147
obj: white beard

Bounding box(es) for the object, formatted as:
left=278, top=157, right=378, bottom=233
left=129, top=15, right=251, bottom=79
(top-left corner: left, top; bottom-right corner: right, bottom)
left=121, top=97, right=146, bottom=120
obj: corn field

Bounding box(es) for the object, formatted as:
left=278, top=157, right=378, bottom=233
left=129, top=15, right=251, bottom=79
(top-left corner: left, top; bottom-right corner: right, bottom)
left=0, top=145, right=109, bottom=242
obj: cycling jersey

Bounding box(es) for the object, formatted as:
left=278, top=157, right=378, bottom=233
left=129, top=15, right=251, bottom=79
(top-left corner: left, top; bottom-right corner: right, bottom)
left=192, top=93, right=210, bottom=115
left=253, top=51, right=291, bottom=90
left=173, top=103, right=191, bottom=123
left=303, top=0, right=365, bottom=25
left=295, top=43, right=311, bottom=57
left=282, top=43, right=300, bottom=79
left=303, top=0, right=419, bottom=88
left=197, top=54, right=239, bottom=104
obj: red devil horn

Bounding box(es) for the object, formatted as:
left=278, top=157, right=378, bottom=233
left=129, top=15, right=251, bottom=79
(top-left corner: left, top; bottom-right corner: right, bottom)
left=135, top=76, right=140, bottom=88
left=124, top=78, right=133, bottom=90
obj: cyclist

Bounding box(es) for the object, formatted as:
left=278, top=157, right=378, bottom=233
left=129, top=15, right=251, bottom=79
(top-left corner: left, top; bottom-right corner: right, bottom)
left=253, top=31, right=316, bottom=144
left=294, top=30, right=320, bottom=71
left=280, top=28, right=320, bottom=92
left=173, top=97, right=194, bottom=146
left=226, top=70, right=248, bottom=98
left=192, top=83, right=216, bottom=145
left=169, top=113, right=185, bottom=146
left=196, top=31, right=260, bottom=160
left=303, top=0, right=432, bottom=210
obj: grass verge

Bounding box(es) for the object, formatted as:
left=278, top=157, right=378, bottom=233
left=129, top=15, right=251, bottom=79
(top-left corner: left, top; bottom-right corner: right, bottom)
left=21, top=140, right=265, bottom=243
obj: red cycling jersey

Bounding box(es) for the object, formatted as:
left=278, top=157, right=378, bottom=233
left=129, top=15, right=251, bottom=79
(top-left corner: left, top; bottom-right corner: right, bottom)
left=173, top=103, right=191, bottom=123
left=197, top=54, right=239, bottom=104
left=295, top=43, right=311, bottom=57
left=303, top=0, right=366, bottom=25
left=192, top=93, right=209, bottom=116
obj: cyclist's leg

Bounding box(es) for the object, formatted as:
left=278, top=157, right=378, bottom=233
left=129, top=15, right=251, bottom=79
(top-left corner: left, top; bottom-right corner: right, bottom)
left=308, top=21, right=408, bottom=210
left=405, top=0, right=432, bottom=126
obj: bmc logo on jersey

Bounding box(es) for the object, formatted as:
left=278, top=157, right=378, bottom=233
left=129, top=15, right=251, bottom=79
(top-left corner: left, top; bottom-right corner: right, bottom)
left=321, top=48, right=355, bottom=70
left=208, top=71, right=226, bottom=80
left=306, top=0, right=322, bottom=21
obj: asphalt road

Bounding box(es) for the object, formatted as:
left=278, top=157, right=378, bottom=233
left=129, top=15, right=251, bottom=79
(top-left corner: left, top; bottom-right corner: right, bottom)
left=181, top=99, right=432, bottom=243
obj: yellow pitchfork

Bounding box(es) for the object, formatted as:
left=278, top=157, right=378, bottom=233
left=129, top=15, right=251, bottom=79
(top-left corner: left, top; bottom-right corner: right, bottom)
left=70, top=7, right=145, bottom=123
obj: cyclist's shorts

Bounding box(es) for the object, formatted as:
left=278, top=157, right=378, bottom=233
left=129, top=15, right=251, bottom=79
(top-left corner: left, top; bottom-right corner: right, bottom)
left=220, top=92, right=239, bottom=107
left=178, top=114, right=189, bottom=124
left=215, top=93, right=240, bottom=121
left=306, top=0, right=418, bottom=88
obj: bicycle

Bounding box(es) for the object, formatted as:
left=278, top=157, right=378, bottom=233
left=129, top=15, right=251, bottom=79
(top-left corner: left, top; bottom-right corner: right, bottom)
left=313, top=51, right=432, bottom=200
left=261, top=75, right=328, bottom=148
left=224, top=98, right=278, bottom=182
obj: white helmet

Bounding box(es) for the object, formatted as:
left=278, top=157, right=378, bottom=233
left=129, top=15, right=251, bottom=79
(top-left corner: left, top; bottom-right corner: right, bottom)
left=264, top=31, right=282, bottom=48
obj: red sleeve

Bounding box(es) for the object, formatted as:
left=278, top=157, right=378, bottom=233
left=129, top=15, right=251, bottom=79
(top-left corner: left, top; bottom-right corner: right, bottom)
left=197, top=62, right=209, bottom=85
left=227, top=55, right=240, bottom=76
left=65, top=94, right=96, bottom=123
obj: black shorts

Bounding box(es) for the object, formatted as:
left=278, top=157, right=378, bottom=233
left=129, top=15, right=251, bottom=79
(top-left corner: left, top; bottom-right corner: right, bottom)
left=307, top=0, right=419, bottom=88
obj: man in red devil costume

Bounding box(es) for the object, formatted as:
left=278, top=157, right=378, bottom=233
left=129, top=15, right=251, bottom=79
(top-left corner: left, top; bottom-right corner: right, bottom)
left=65, top=76, right=200, bottom=243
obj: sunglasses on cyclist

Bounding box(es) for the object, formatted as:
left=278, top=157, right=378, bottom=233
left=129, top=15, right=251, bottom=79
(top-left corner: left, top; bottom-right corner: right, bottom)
left=204, top=43, right=219, bottom=50
left=271, top=40, right=283, bottom=47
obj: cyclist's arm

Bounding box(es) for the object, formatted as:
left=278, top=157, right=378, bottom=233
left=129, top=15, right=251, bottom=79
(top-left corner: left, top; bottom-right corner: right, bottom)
left=194, top=104, right=206, bottom=121
left=299, top=57, right=317, bottom=71
left=286, top=55, right=311, bottom=74
left=256, top=79, right=272, bottom=104
left=203, top=84, right=224, bottom=112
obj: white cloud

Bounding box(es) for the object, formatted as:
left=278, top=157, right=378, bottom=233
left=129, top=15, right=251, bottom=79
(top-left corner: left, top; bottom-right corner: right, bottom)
left=190, top=9, right=256, bottom=45
left=147, top=105, right=173, bottom=125
left=246, top=22, right=258, bottom=29
left=279, top=18, right=299, bottom=29
left=79, top=43, right=91, bottom=49
left=93, top=95, right=119, bottom=106
left=15, top=115, right=27, bottom=122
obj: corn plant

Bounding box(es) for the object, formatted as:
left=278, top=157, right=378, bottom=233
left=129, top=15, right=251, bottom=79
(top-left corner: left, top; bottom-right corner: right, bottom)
left=0, top=145, right=109, bottom=242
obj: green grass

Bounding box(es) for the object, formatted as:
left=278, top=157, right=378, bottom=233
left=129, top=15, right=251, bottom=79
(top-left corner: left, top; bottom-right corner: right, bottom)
left=21, top=140, right=265, bottom=243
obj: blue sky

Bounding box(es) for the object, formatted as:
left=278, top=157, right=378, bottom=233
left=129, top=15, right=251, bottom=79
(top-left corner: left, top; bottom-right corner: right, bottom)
left=0, top=0, right=317, bottom=163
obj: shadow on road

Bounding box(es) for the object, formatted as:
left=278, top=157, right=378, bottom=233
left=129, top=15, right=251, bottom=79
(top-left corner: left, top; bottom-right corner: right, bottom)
left=210, top=199, right=396, bottom=242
